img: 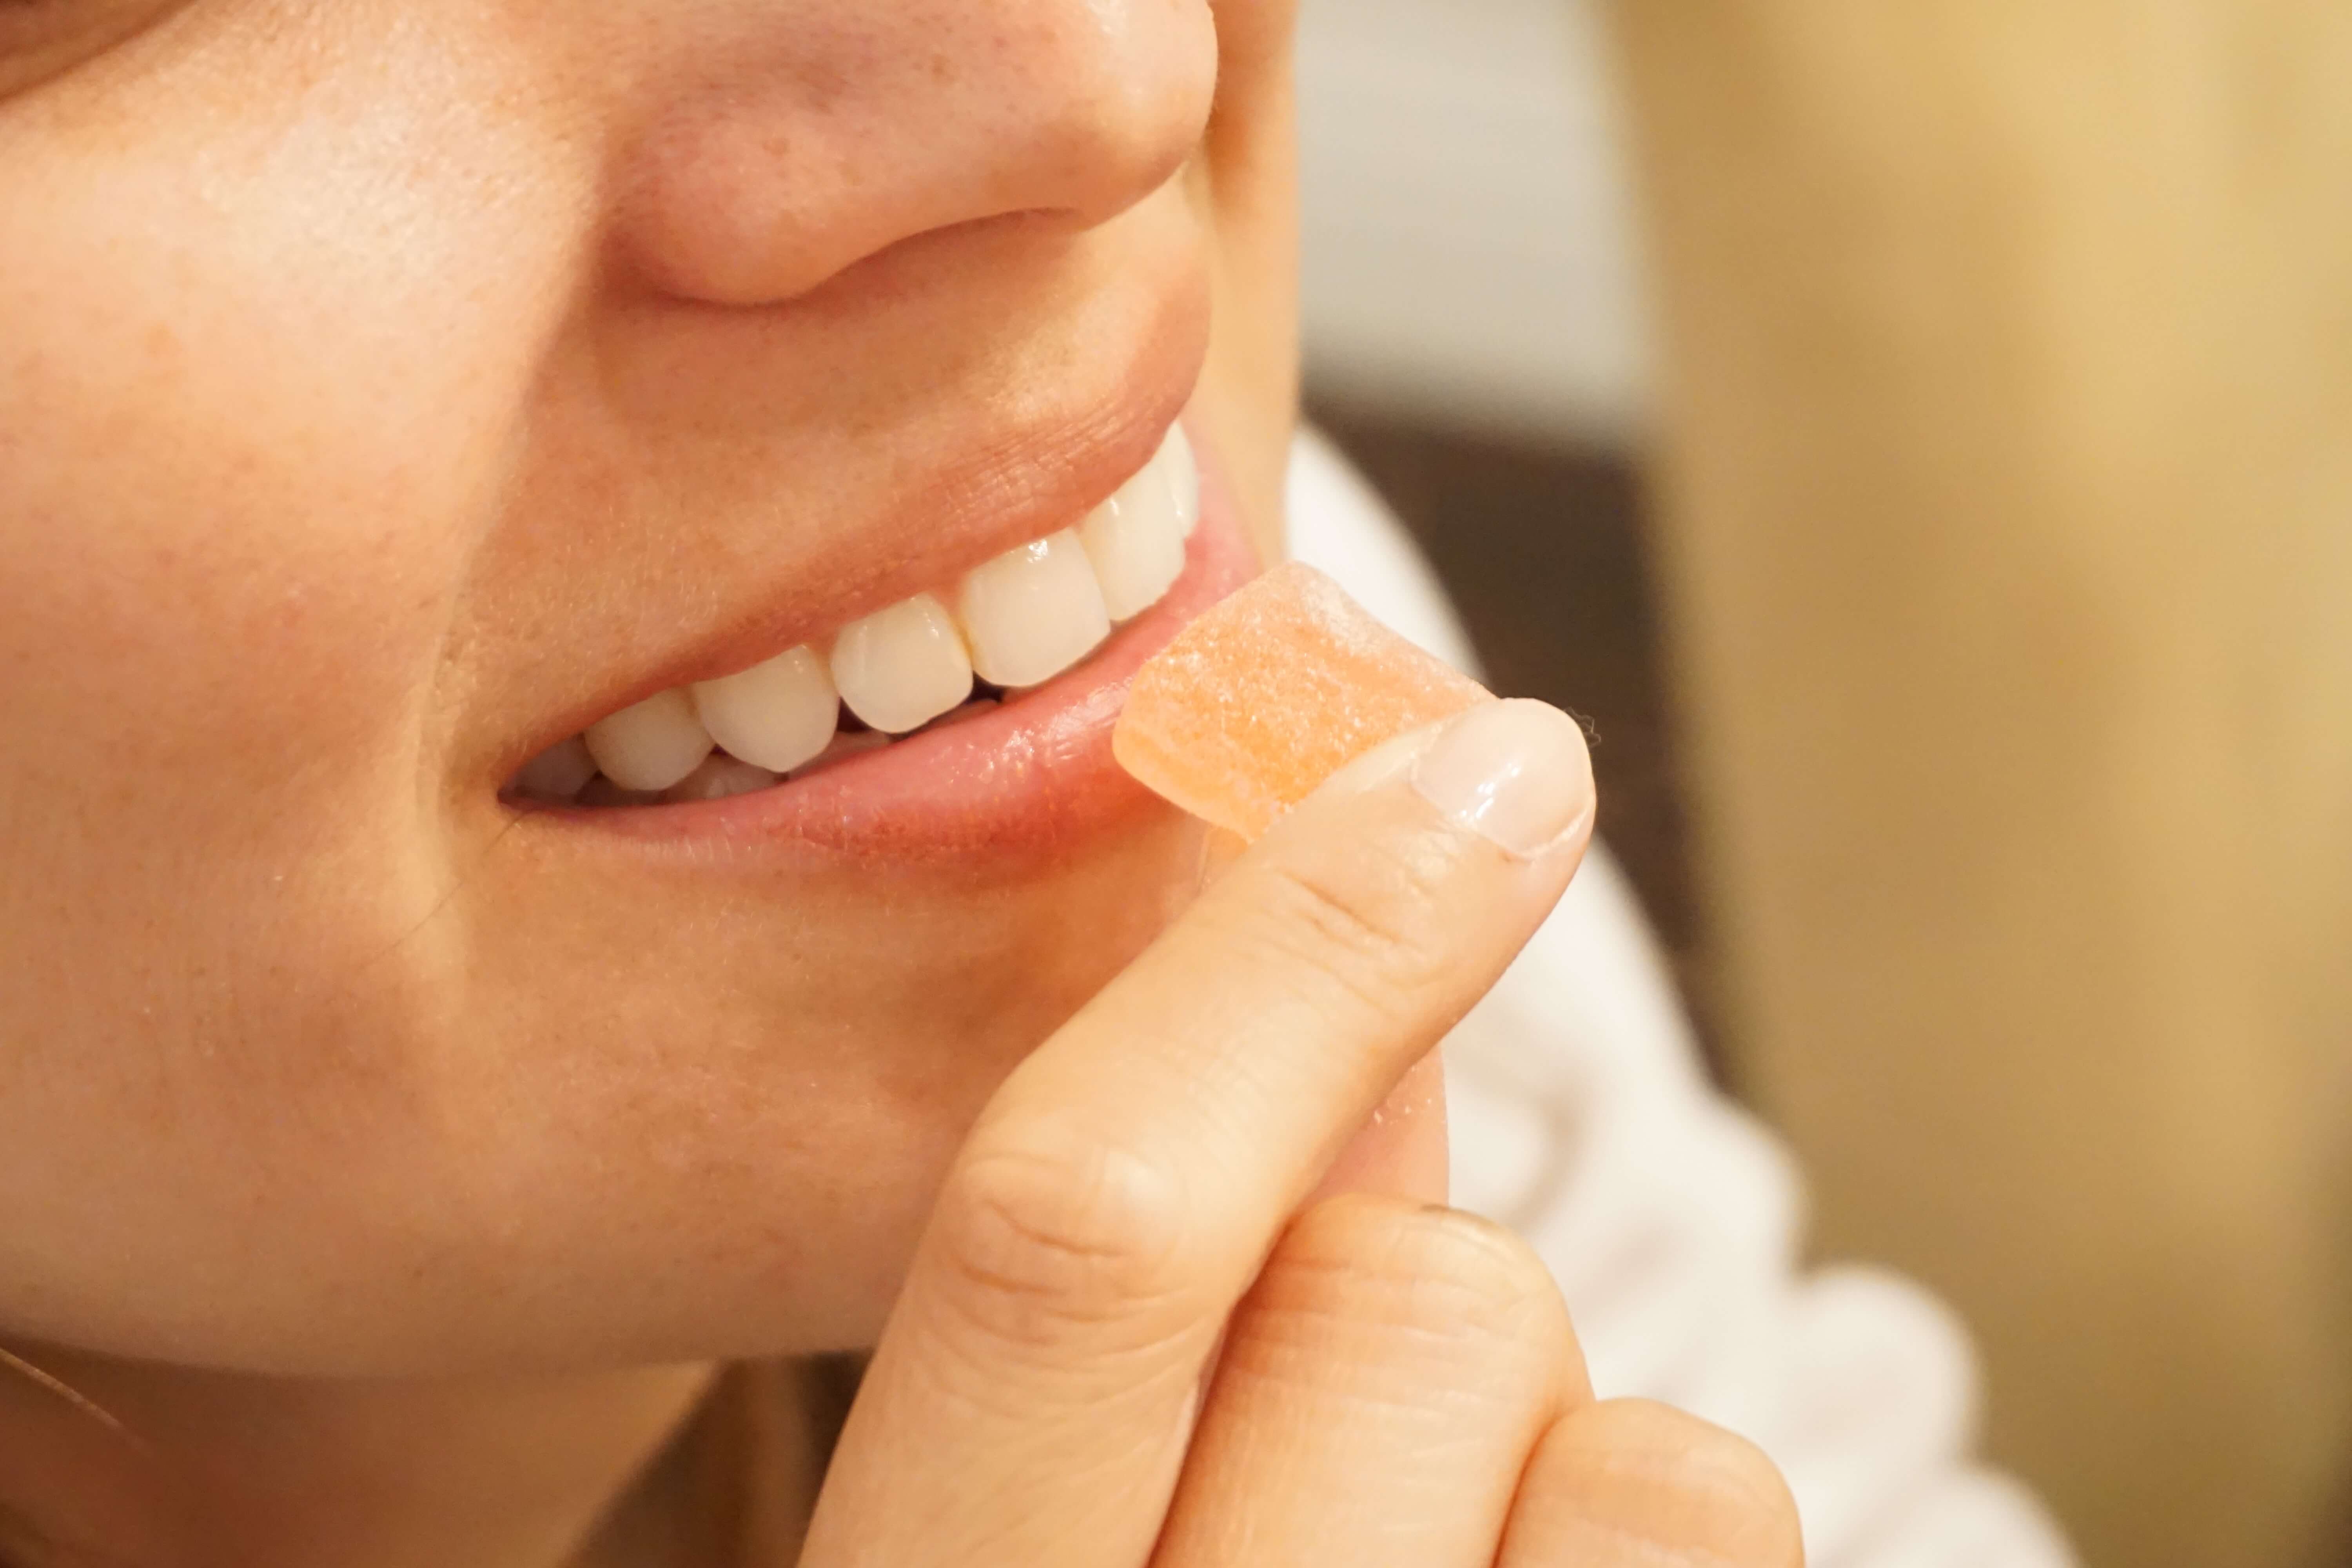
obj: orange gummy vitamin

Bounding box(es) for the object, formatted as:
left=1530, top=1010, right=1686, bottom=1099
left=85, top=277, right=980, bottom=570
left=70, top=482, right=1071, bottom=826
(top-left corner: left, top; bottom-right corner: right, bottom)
left=1112, top=562, right=1493, bottom=839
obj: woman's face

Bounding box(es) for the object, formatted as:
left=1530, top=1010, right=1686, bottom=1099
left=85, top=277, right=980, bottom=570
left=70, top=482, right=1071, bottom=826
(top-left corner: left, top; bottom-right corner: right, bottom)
left=0, top=0, right=1299, bottom=1375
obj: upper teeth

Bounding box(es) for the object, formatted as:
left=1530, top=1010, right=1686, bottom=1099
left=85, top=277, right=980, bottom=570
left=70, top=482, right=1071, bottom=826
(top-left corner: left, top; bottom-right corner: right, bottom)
left=956, top=531, right=1110, bottom=690
left=691, top=644, right=840, bottom=774
left=827, top=591, right=975, bottom=738
left=533, top=423, right=1200, bottom=802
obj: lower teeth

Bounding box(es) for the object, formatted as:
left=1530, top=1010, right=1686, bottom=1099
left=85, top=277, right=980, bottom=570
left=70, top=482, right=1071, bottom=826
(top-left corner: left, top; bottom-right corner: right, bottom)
left=528, top=694, right=1009, bottom=807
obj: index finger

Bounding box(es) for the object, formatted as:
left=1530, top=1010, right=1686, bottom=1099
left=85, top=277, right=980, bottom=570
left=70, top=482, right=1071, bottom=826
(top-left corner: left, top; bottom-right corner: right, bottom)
left=802, top=698, right=1593, bottom=1568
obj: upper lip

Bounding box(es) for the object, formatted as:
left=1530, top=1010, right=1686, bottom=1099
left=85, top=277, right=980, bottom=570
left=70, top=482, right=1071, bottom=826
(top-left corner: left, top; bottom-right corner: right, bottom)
left=494, top=277, right=1210, bottom=779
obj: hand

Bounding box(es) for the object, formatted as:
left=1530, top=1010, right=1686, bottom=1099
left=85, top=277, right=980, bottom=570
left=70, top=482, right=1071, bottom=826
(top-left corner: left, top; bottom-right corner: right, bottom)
left=802, top=699, right=1802, bottom=1566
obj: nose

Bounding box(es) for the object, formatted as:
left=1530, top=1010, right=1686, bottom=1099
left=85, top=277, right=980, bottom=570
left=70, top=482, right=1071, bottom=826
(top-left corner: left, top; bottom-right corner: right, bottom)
left=612, top=0, right=1218, bottom=307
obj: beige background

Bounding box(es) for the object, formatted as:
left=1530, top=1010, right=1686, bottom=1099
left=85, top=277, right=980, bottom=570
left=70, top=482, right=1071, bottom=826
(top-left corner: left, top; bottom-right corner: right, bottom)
left=1612, top=5, right=2352, bottom=1565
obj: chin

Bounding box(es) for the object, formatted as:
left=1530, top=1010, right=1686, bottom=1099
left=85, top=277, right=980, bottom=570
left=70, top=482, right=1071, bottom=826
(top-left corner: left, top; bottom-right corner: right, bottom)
left=503, top=799, right=1214, bottom=1368
left=231, top=802, right=1219, bottom=1377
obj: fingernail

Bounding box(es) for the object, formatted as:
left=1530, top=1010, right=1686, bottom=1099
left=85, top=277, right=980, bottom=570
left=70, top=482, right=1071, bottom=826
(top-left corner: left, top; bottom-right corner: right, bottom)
left=1410, top=699, right=1592, bottom=858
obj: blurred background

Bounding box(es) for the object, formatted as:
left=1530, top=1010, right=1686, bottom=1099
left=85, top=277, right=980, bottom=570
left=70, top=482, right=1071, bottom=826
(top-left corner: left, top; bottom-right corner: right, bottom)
left=1294, top=3, right=2352, bottom=1566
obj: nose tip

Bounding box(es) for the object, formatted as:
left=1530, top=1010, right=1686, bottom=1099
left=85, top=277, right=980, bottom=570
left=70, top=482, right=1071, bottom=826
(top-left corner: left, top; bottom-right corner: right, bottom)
left=616, top=2, right=1218, bottom=308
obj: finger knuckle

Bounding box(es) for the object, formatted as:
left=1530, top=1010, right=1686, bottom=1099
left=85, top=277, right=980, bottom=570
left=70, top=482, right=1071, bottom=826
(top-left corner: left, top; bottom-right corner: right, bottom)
left=930, top=1129, right=1205, bottom=1358
left=1658, top=1418, right=1805, bottom=1567
left=1530, top=1399, right=1806, bottom=1567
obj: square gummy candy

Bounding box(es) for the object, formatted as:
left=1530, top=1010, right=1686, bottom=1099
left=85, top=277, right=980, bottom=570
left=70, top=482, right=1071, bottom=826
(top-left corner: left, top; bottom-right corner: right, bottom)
left=1112, top=561, right=1493, bottom=839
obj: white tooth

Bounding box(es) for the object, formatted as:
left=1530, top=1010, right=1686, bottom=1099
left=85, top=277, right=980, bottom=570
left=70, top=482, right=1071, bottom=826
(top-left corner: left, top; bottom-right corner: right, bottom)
left=1160, top=423, right=1200, bottom=538
left=661, top=753, right=781, bottom=802
left=1080, top=444, right=1192, bottom=622
left=583, top=688, right=712, bottom=791
left=828, top=592, right=974, bottom=733
left=515, top=735, right=597, bottom=801
left=691, top=646, right=840, bottom=773
left=956, top=529, right=1112, bottom=689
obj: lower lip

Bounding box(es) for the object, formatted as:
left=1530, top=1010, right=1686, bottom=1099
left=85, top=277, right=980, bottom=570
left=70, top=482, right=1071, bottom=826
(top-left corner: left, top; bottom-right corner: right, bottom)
left=542, top=441, right=1260, bottom=866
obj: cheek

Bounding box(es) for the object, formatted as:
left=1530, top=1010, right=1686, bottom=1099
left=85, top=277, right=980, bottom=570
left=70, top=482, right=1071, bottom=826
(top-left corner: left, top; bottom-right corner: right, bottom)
left=0, top=13, right=573, bottom=769
left=0, top=11, right=584, bottom=1022
left=0, top=6, right=598, bottom=1357
left=1194, top=2, right=1301, bottom=556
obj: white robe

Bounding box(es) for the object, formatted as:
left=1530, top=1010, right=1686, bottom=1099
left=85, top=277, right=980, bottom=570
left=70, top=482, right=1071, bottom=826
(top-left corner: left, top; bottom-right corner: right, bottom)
left=1287, top=429, right=2078, bottom=1568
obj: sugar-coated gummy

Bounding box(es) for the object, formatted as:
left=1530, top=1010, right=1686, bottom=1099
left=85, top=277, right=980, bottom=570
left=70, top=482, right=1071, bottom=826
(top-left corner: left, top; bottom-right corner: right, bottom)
left=1111, top=561, right=1493, bottom=838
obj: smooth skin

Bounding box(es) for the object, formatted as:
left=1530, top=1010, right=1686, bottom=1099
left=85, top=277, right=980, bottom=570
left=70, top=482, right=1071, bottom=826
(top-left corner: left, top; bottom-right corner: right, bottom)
left=0, top=0, right=1800, bottom=1562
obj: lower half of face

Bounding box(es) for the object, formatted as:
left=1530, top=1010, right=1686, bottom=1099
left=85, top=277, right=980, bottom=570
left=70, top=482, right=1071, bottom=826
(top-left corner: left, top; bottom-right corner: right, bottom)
left=0, top=0, right=1299, bottom=1376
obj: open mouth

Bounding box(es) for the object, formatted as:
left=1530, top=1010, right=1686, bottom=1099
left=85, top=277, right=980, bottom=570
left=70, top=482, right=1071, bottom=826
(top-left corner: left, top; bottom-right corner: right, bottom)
left=508, top=423, right=1204, bottom=809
